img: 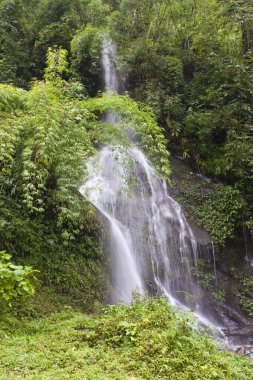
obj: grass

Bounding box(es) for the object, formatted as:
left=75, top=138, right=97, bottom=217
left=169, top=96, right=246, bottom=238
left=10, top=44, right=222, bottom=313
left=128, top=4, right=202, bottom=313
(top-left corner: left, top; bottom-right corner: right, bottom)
left=0, top=296, right=253, bottom=380
left=0, top=309, right=139, bottom=380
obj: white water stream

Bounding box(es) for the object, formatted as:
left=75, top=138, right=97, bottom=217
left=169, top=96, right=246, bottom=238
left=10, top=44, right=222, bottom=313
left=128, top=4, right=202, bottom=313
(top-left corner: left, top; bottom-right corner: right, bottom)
left=79, top=40, right=218, bottom=319
left=81, top=146, right=205, bottom=310
left=78, top=38, right=253, bottom=355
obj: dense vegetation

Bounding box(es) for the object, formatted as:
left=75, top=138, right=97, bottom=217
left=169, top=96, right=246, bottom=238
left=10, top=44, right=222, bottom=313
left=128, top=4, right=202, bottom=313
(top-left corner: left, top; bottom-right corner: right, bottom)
left=0, top=42, right=169, bottom=311
left=1, top=0, right=253, bottom=377
left=1, top=0, right=253, bottom=246
left=1, top=296, right=253, bottom=379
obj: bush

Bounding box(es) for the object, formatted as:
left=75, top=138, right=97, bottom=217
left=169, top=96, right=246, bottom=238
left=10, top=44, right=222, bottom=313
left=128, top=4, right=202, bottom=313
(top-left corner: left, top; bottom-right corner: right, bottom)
left=0, top=250, right=37, bottom=307
left=76, top=295, right=253, bottom=379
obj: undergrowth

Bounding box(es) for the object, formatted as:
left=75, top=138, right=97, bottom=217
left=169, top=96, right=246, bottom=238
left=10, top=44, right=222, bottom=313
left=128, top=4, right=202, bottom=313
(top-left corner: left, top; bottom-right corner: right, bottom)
left=0, top=296, right=252, bottom=380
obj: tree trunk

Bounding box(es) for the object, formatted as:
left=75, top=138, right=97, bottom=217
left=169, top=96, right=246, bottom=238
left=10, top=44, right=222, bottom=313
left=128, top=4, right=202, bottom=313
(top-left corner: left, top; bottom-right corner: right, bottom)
left=242, top=28, right=253, bottom=52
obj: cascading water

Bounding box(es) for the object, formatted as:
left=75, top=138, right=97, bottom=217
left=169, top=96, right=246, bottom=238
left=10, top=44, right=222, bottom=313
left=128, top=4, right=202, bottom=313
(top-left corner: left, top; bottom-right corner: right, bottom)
left=101, top=39, right=119, bottom=93
left=80, top=39, right=253, bottom=353
left=80, top=39, right=214, bottom=316
left=81, top=145, right=206, bottom=310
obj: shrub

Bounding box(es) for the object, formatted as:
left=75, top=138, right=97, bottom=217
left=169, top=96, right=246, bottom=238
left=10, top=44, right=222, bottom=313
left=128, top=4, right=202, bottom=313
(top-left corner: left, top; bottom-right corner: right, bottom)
left=0, top=250, right=38, bottom=307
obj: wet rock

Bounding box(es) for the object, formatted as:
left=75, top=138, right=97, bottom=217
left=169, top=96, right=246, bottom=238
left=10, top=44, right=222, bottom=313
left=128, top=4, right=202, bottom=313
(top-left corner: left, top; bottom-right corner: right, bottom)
left=189, top=223, right=212, bottom=246
left=233, top=345, right=253, bottom=359
left=236, top=347, right=245, bottom=355
left=219, top=305, right=252, bottom=328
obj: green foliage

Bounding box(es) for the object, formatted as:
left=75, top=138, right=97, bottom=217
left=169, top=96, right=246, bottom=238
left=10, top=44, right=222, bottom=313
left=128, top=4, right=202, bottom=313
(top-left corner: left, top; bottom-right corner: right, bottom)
left=0, top=73, right=98, bottom=242
left=0, top=63, right=170, bottom=243
left=227, top=273, right=253, bottom=317
left=0, top=194, right=108, bottom=315
left=0, top=0, right=31, bottom=86
left=33, top=22, right=73, bottom=78
left=86, top=0, right=111, bottom=26
left=0, top=1, right=252, bottom=243
left=0, top=84, right=25, bottom=114
left=71, top=25, right=105, bottom=95
left=84, top=92, right=171, bottom=178
left=0, top=0, right=253, bottom=333
left=238, top=292, right=253, bottom=317
left=0, top=195, right=108, bottom=316
left=192, top=260, right=216, bottom=290
left=213, top=290, right=226, bottom=302
left=18, top=246, right=109, bottom=317
left=107, top=0, right=253, bottom=241
left=241, top=276, right=253, bottom=289
left=192, top=260, right=225, bottom=301
left=0, top=0, right=110, bottom=87
left=44, top=47, right=69, bottom=82
left=0, top=250, right=37, bottom=306
left=0, top=85, right=26, bottom=188
left=0, top=49, right=171, bottom=315
left=198, top=184, right=245, bottom=245
left=1, top=297, right=252, bottom=379
left=178, top=181, right=245, bottom=245
left=80, top=296, right=253, bottom=379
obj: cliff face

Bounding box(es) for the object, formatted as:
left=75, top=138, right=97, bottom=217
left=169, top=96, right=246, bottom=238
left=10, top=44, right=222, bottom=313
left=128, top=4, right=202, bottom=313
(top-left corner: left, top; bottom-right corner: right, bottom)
left=169, top=156, right=213, bottom=244
left=168, top=155, right=253, bottom=347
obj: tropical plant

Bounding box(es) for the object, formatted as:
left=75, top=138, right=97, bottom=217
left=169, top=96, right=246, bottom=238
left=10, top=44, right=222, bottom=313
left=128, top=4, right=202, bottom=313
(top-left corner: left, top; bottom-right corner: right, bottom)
left=0, top=250, right=37, bottom=306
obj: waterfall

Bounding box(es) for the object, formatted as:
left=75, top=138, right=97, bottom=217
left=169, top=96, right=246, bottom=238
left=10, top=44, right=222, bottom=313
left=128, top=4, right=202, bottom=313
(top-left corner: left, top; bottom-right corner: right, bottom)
left=80, top=145, right=203, bottom=309
left=79, top=38, right=253, bottom=353
left=101, top=39, right=119, bottom=93
left=80, top=39, right=216, bottom=317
